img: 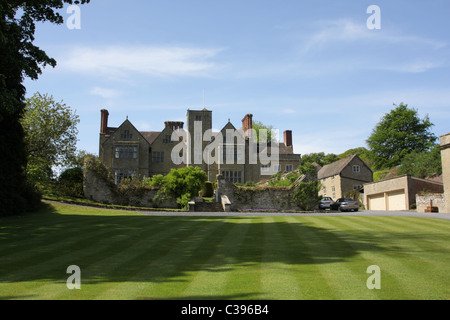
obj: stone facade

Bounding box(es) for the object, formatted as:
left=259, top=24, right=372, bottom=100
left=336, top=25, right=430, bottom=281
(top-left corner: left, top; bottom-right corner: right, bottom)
left=416, top=194, right=445, bottom=213
left=364, top=175, right=444, bottom=211
left=318, top=155, right=373, bottom=200
left=99, top=108, right=301, bottom=184
left=439, top=133, right=450, bottom=213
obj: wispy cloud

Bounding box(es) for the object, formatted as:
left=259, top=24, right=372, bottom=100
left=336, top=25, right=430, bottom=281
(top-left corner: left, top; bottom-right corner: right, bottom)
left=301, top=18, right=446, bottom=53
left=58, top=45, right=224, bottom=79
left=293, top=18, right=448, bottom=74
left=90, top=87, right=122, bottom=99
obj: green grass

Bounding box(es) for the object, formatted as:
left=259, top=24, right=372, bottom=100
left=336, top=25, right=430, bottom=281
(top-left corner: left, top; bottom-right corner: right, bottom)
left=0, top=202, right=449, bottom=300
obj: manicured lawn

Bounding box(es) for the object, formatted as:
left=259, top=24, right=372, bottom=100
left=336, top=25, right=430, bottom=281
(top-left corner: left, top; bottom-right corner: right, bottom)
left=0, top=202, right=449, bottom=300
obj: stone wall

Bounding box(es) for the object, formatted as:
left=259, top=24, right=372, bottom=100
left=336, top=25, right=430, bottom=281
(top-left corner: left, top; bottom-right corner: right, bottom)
left=440, top=133, right=450, bottom=213
left=416, top=193, right=446, bottom=213
left=83, top=167, right=178, bottom=209
left=216, top=176, right=305, bottom=211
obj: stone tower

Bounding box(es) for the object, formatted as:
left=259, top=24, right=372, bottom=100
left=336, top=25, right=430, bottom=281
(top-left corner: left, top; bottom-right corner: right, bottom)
left=186, top=108, right=212, bottom=169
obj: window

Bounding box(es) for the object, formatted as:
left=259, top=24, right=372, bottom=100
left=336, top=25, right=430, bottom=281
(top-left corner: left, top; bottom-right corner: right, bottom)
left=152, top=151, right=164, bottom=163
left=352, top=165, right=361, bottom=173
left=120, top=130, right=133, bottom=140
left=163, top=135, right=173, bottom=144
left=221, top=171, right=242, bottom=183
left=115, top=145, right=137, bottom=159
left=286, top=164, right=293, bottom=172
left=261, top=165, right=269, bottom=173
left=115, top=170, right=136, bottom=184
left=195, top=115, right=202, bottom=121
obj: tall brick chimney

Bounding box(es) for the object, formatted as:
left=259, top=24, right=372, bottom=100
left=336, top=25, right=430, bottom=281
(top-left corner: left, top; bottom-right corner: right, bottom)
left=242, top=114, right=253, bottom=134
left=100, top=109, right=109, bottom=134
left=284, top=130, right=292, bottom=147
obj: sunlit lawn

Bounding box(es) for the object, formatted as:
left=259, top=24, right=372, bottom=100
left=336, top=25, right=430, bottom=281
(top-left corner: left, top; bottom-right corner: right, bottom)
left=0, top=202, right=449, bottom=300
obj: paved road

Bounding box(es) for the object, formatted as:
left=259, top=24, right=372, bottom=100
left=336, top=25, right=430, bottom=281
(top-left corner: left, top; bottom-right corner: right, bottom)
left=138, top=209, right=450, bottom=221
left=45, top=200, right=450, bottom=221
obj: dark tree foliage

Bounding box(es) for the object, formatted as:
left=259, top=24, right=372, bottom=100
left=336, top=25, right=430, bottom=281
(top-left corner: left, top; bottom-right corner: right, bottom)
left=301, top=152, right=340, bottom=167
left=366, top=103, right=437, bottom=170
left=0, top=0, right=90, bottom=216
left=397, top=145, right=442, bottom=179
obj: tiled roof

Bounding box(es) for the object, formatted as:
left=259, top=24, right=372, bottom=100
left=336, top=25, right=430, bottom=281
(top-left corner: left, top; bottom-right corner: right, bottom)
left=140, top=131, right=161, bottom=144
left=317, top=155, right=357, bottom=179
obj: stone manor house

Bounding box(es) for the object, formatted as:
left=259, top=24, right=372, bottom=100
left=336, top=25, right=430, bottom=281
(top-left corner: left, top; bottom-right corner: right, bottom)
left=99, top=108, right=301, bottom=184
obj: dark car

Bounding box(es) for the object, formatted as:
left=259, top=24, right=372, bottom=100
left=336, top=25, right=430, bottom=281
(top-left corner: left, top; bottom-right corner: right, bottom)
left=330, top=197, right=359, bottom=212
left=319, top=196, right=334, bottom=210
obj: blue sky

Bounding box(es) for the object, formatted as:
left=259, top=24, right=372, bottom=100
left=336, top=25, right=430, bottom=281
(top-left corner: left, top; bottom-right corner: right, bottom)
left=24, top=0, right=450, bottom=157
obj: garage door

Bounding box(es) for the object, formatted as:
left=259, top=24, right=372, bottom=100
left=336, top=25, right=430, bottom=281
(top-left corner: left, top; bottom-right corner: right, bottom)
left=387, top=189, right=406, bottom=211
left=368, top=193, right=386, bottom=210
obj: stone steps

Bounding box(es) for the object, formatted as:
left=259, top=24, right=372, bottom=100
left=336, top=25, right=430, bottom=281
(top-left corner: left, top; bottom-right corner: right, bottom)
left=193, top=201, right=224, bottom=212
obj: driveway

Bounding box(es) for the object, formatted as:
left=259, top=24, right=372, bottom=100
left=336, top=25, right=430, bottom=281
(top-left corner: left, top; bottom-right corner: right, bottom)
left=138, top=209, right=450, bottom=221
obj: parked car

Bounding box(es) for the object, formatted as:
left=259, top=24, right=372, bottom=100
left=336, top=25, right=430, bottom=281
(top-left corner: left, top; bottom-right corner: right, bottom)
left=330, top=197, right=359, bottom=212
left=319, top=196, right=335, bottom=210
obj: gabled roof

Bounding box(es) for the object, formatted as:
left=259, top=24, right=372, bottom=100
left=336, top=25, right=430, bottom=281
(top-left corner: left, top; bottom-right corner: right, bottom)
left=102, top=119, right=151, bottom=146
left=318, top=154, right=359, bottom=179
left=141, top=131, right=161, bottom=145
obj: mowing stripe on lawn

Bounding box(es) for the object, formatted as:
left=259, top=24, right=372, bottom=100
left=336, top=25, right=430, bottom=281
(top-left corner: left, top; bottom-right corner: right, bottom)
left=2, top=204, right=449, bottom=300
left=0, top=214, right=190, bottom=298
left=304, top=216, right=383, bottom=299
left=222, top=217, right=264, bottom=298
left=64, top=217, right=209, bottom=299
left=323, top=216, right=450, bottom=299
left=93, top=217, right=232, bottom=299
left=291, top=216, right=379, bottom=299
left=258, top=216, right=305, bottom=299
left=180, top=217, right=254, bottom=300
left=0, top=214, right=161, bottom=283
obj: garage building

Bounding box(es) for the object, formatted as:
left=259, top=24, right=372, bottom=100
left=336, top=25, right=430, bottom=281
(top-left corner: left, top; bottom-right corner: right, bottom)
left=363, top=175, right=444, bottom=211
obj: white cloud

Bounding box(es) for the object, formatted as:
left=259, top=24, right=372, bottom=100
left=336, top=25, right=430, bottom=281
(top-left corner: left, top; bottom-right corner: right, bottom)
left=58, top=45, right=223, bottom=79
left=90, top=87, right=122, bottom=99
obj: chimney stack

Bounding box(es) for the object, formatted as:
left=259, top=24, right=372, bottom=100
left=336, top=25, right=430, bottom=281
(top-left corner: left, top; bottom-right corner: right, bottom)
left=165, top=121, right=184, bottom=130
left=100, top=109, right=109, bottom=134
left=242, top=114, right=253, bottom=135
left=284, top=130, right=292, bottom=147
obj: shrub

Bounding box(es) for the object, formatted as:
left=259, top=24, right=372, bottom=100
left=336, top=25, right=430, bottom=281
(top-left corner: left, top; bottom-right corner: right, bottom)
left=156, top=166, right=207, bottom=209
left=202, top=181, right=214, bottom=197
left=292, top=180, right=322, bottom=211
left=58, top=167, right=84, bottom=198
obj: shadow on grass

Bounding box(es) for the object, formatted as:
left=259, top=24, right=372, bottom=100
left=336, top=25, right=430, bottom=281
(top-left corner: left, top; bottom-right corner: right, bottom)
left=0, top=202, right=447, bottom=288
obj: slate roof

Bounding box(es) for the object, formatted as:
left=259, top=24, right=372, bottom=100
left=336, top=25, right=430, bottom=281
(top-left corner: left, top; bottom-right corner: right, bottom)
left=140, top=131, right=161, bottom=145
left=317, top=155, right=358, bottom=179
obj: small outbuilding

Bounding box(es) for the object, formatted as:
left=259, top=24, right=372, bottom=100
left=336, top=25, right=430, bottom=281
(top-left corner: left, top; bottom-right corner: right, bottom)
left=363, top=175, right=444, bottom=211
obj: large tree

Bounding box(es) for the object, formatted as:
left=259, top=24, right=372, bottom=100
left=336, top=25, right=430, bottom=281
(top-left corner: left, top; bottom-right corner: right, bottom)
left=301, top=152, right=340, bottom=167
left=0, top=0, right=89, bottom=216
left=366, top=103, right=437, bottom=170
left=21, top=92, right=80, bottom=190
left=339, top=147, right=374, bottom=168
left=397, top=145, right=442, bottom=179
